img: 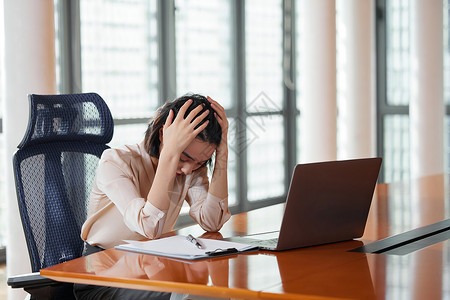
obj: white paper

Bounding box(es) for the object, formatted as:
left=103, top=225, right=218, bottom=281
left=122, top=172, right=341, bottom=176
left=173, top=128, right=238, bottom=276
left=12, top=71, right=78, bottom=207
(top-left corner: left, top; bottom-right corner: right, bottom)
left=115, top=235, right=257, bottom=260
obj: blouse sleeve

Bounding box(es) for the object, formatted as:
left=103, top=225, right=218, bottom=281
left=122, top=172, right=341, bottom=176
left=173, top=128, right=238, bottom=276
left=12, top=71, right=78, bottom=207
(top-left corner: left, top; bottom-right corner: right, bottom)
left=95, top=150, right=166, bottom=239
left=186, top=167, right=231, bottom=232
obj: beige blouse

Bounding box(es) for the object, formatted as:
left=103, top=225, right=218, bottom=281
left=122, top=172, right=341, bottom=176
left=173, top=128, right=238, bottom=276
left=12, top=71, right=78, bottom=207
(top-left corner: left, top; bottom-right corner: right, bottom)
left=80, top=141, right=231, bottom=249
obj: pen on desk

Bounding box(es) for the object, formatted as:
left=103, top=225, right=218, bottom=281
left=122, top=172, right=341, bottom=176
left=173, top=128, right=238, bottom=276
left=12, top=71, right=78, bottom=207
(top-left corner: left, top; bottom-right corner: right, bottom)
left=186, top=234, right=203, bottom=249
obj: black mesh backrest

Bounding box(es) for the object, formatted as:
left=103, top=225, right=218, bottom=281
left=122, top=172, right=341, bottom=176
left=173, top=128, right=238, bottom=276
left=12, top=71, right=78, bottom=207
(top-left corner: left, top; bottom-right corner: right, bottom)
left=18, top=93, right=113, bottom=148
left=13, top=93, right=114, bottom=272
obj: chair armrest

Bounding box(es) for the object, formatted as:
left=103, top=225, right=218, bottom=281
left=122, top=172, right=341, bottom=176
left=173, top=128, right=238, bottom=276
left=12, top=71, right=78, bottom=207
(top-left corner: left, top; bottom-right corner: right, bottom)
left=8, top=272, right=76, bottom=300
left=7, top=272, right=57, bottom=289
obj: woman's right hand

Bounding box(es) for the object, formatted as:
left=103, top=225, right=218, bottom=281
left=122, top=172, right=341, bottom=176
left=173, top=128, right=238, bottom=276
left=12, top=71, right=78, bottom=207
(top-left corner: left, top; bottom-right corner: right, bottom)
left=160, top=99, right=210, bottom=158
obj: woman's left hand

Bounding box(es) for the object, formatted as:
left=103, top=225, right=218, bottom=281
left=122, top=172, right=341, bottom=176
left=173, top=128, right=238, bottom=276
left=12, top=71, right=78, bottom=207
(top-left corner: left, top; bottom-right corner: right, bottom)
left=207, top=96, right=228, bottom=158
left=206, top=96, right=228, bottom=199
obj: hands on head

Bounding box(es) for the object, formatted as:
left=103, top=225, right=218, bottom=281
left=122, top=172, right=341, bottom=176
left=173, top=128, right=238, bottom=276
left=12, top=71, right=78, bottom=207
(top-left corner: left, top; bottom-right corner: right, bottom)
left=144, top=94, right=230, bottom=220
left=161, top=99, right=210, bottom=157
left=159, top=96, right=228, bottom=176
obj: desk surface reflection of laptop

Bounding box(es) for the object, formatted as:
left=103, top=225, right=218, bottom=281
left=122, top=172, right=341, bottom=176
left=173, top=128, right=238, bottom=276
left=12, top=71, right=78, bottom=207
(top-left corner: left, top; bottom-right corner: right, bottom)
left=227, top=157, right=382, bottom=251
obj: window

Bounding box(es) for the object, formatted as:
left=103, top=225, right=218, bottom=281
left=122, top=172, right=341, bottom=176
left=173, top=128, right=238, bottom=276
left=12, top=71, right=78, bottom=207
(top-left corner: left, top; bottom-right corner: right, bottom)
left=174, top=0, right=236, bottom=207
left=175, top=0, right=232, bottom=108
left=377, top=0, right=449, bottom=182
left=376, top=0, right=412, bottom=182
left=55, top=0, right=297, bottom=225
left=382, top=0, right=410, bottom=182
left=376, top=3, right=450, bottom=297
left=245, top=0, right=285, bottom=202
left=56, top=0, right=160, bottom=148
left=80, top=0, right=159, bottom=118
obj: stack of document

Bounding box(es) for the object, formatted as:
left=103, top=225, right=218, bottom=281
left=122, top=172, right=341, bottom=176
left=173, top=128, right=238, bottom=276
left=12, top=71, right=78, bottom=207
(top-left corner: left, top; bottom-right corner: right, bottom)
left=115, top=235, right=258, bottom=260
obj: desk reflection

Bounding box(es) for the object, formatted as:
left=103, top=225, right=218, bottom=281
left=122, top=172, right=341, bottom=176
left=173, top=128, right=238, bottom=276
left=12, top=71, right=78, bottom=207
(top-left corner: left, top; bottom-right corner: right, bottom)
left=88, top=233, right=230, bottom=288
left=261, top=241, right=376, bottom=299
left=364, top=174, right=449, bottom=242
left=367, top=239, right=449, bottom=300
left=82, top=239, right=377, bottom=299
left=89, top=251, right=229, bottom=287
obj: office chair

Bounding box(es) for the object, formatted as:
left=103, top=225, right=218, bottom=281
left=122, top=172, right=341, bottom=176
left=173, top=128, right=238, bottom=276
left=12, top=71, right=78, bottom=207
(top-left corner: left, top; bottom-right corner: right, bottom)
left=7, top=93, right=114, bottom=300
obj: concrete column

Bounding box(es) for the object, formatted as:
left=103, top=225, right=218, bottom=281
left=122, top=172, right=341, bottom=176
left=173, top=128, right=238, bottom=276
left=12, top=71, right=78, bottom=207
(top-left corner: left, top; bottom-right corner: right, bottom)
left=3, top=1, right=56, bottom=299
left=409, top=0, right=444, bottom=179
left=337, top=0, right=375, bottom=159
left=298, top=0, right=337, bottom=163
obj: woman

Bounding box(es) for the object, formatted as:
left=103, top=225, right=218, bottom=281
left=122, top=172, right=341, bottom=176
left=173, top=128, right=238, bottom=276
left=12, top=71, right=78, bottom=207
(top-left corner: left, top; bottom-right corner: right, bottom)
left=75, top=94, right=231, bottom=299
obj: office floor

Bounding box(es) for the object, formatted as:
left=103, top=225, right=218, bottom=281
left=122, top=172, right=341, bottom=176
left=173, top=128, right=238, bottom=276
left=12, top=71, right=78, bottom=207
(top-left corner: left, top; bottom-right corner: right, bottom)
left=1, top=263, right=7, bottom=299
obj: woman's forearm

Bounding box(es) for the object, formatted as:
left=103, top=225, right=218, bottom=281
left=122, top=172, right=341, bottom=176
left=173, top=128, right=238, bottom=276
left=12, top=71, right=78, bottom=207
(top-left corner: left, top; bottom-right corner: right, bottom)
left=146, top=151, right=178, bottom=211
left=208, top=149, right=228, bottom=199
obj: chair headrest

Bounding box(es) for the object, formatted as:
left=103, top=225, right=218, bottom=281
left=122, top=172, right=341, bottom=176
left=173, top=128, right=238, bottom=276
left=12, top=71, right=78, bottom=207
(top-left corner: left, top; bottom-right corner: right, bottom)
left=18, top=93, right=114, bottom=149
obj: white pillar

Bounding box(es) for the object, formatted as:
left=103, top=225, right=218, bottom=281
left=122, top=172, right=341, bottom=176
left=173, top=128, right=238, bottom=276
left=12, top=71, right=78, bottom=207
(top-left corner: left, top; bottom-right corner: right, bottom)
left=3, top=1, right=56, bottom=299
left=409, top=0, right=444, bottom=179
left=298, top=0, right=337, bottom=163
left=336, top=0, right=375, bottom=159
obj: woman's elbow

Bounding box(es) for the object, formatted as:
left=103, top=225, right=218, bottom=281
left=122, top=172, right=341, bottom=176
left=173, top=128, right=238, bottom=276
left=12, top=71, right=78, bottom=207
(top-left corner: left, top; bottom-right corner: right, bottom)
left=199, top=223, right=222, bottom=233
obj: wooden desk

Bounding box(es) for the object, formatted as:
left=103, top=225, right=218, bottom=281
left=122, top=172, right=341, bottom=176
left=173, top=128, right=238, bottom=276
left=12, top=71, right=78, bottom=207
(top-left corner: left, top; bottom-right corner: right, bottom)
left=41, top=175, right=450, bottom=299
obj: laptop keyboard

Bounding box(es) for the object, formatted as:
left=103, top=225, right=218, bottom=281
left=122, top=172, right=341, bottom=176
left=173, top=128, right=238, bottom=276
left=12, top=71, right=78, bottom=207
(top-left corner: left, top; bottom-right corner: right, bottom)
left=251, top=238, right=279, bottom=248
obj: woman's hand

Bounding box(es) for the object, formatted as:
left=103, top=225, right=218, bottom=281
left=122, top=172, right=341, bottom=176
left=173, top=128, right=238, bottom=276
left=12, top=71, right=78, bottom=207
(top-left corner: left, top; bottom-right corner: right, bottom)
left=161, top=99, right=210, bottom=158
left=207, top=96, right=228, bottom=158
left=207, top=96, right=228, bottom=199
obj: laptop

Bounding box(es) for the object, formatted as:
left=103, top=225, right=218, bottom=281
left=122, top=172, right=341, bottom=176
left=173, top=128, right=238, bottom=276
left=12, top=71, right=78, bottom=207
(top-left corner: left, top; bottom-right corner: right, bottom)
left=225, top=157, right=382, bottom=251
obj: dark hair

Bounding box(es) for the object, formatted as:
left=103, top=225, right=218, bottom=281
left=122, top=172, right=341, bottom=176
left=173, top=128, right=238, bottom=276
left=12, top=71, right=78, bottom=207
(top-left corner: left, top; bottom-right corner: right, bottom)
left=144, top=94, right=222, bottom=160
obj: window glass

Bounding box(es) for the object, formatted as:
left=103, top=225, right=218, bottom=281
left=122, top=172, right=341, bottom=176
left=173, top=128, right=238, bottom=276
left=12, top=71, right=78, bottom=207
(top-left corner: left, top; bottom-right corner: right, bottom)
left=245, top=0, right=283, bottom=111
left=386, top=0, right=410, bottom=106
left=226, top=118, right=237, bottom=207
left=175, top=0, right=232, bottom=109
left=79, top=0, right=159, bottom=123
left=296, top=117, right=302, bottom=164
left=247, top=115, right=285, bottom=201
left=382, top=0, right=411, bottom=182
left=383, top=0, right=449, bottom=181
left=245, top=0, right=284, bottom=201
left=384, top=115, right=410, bottom=182
left=110, top=123, right=148, bottom=148
left=175, top=0, right=235, bottom=206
